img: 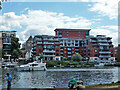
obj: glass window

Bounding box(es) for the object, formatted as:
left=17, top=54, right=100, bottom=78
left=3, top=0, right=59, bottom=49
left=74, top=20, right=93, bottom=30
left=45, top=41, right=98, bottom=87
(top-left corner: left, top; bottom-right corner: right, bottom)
left=72, top=48, right=74, bottom=50
left=79, top=32, right=80, bottom=33
left=72, top=51, right=74, bottom=53
left=67, top=31, right=69, bottom=33
left=56, top=50, right=59, bottom=52
left=39, top=49, right=41, bottom=52
left=95, top=50, right=97, bottom=53
left=67, top=34, right=69, bottom=36
left=79, top=35, right=80, bottom=36
left=64, top=48, right=66, bottom=50
left=64, top=51, right=66, bottom=53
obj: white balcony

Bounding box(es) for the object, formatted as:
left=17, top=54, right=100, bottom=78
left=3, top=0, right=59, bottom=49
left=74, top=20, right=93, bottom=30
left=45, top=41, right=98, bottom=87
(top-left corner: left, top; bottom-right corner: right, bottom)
left=99, top=51, right=111, bottom=54
left=43, top=42, right=54, bottom=44
left=44, top=55, right=55, bottom=57
left=98, top=40, right=107, bottom=42
left=68, top=52, right=71, bottom=54
left=99, top=55, right=111, bottom=58
left=99, top=43, right=109, bottom=45
left=43, top=50, right=55, bottom=53
left=3, top=42, right=11, bottom=44
left=37, top=42, right=42, bottom=44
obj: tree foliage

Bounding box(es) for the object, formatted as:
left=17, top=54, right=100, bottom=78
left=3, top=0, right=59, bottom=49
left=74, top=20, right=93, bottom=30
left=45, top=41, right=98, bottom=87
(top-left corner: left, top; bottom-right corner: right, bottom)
left=40, top=53, right=44, bottom=60
left=71, top=53, right=82, bottom=61
left=10, top=37, right=20, bottom=59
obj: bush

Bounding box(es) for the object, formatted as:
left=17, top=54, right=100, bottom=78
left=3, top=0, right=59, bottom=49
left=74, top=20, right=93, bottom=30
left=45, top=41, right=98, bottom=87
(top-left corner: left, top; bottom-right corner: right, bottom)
left=46, top=61, right=56, bottom=67
left=61, top=61, right=70, bottom=66
left=71, top=54, right=82, bottom=61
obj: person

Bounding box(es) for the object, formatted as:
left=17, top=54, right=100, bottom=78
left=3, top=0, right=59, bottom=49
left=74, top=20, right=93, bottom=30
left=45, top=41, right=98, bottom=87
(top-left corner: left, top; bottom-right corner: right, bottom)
left=6, top=73, right=12, bottom=90
left=76, top=81, right=85, bottom=90
left=68, top=78, right=77, bottom=89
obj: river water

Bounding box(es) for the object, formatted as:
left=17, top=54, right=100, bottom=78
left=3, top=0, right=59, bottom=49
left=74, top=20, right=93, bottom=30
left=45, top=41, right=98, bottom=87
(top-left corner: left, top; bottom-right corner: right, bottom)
left=1, top=67, right=120, bottom=88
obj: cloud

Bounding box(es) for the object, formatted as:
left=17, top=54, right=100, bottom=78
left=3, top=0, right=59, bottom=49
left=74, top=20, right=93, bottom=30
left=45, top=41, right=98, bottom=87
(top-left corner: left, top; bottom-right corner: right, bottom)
left=89, top=0, right=118, bottom=19
left=67, top=0, right=118, bottom=19
left=1, top=9, right=118, bottom=46
left=1, top=10, right=93, bottom=42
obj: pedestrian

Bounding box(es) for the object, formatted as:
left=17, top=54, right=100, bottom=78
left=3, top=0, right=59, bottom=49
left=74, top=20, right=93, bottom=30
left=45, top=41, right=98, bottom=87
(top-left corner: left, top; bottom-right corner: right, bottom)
left=76, top=81, right=85, bottom=90
left=6, top=73, right=12, bottom=90
left=68, top=77, right=77, bottom=89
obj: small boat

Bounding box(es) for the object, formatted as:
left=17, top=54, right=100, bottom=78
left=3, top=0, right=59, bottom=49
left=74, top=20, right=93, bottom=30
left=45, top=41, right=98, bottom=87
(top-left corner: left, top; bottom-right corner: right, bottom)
left=2, top=62, right=17, bottom=69
left=17, top=61, right=47, bottom=71
left=94, top=63, right=104, bottom=67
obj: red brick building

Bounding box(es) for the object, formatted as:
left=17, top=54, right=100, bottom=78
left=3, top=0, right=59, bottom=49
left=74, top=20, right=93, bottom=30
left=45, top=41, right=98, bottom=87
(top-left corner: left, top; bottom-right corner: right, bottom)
left=54, top=28, right=90, bottom=39
left=32, top=28, right=115, bottom=62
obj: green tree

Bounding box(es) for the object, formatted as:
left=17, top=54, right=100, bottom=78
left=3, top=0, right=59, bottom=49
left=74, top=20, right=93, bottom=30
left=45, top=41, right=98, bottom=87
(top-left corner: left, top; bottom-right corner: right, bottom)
left=12, top=49, right=20, bottom=59
left=2, top=49, right=5, bottom=58
left=40, top=53, right=44, bottom=60
left=10, top=37, right=20, bottom=59
left=71, top=53, right=82, bottom=61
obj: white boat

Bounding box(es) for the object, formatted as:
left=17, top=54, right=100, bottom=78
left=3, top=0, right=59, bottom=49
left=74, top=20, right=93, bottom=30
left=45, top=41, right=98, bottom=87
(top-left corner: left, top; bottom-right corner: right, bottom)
left=94, top=63, right=104, bottom=67
left=2, top=62, right=17, bottom=68
left=17, top=61, right=47, bottom=71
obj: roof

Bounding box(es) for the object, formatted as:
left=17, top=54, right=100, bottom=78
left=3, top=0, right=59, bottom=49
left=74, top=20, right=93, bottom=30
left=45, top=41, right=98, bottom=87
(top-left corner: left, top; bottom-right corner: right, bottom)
left=54, top=28, right=91, bottom=31
left=0, top=31, right=16, bottom=32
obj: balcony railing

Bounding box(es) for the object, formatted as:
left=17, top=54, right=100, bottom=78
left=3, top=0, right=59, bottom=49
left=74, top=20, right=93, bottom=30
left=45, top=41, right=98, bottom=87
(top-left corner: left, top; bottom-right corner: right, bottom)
left=99, top=51, right=111, bottom=54
left=68, top=52, right=71, bottom=54
left=44, top=55, right=55, bottom=57
left=99, top=43, right=109, bottom=45
left=99, top=55, right=111, bottom=57
left=43, top=50, right=55, bottom=53
left=37, top=42, right=42, bottom=44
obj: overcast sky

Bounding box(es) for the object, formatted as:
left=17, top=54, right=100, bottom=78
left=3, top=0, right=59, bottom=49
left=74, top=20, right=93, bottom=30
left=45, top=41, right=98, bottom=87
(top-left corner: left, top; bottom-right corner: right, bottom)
left=0, top=0, right=119, bottom=47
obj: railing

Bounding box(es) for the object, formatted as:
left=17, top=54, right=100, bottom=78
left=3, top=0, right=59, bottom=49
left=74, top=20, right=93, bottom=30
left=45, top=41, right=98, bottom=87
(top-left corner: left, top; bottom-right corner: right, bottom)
left=99, top=43, right=109, bottom=45
left=99, top=51, right=111, bottom=54
left=68, top=52, right=71, bottom=54
left=99, top=55, right=111, bottom=57
left=44, top=55, right=55, bottom=57
left=43, top=50, right=55, bottom=53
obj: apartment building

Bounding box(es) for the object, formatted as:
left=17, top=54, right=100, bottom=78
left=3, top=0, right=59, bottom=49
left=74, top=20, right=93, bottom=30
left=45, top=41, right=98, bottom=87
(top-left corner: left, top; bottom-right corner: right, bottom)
left=32, top=35, right=61, bottom=61
left=32, top=28, right=115, bottom=63
left=88, top=35, right=115, bottom=62
left=116, top=44, right=120, bottom=62
left=0, top=31, right=16, bottom=60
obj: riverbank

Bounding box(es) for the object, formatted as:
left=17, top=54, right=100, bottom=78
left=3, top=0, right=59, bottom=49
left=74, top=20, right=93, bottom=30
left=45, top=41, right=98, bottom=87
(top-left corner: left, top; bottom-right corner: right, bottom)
left=13, top=82, right=119, bottom=90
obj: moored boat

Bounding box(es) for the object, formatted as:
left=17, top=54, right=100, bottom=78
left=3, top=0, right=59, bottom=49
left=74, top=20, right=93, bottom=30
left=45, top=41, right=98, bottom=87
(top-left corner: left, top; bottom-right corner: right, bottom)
left=17, top=61, right=47, bottom=71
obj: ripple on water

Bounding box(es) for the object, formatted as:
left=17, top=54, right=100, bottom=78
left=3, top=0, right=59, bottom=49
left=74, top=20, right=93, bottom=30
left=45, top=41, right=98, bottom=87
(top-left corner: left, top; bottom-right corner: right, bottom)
left=1, top=67, right=119, bottom=88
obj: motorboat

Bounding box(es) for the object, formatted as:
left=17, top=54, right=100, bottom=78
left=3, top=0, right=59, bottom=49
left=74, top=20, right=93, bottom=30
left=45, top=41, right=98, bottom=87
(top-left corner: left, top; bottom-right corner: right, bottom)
left=17, top=61, right=47, bottom=71
left=94, top=63, right=104, bottom=67
left=2, top=62, right=17, bottom=68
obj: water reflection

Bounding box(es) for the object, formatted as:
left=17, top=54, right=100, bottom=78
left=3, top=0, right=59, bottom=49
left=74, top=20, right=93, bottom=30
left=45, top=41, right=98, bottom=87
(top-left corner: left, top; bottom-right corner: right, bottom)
left=2, top=67, right=119, bottom=88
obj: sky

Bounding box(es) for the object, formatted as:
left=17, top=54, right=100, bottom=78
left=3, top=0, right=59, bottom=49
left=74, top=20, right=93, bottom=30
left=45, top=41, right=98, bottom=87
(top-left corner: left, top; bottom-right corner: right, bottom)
left=0, top=0, right=119, bottom=47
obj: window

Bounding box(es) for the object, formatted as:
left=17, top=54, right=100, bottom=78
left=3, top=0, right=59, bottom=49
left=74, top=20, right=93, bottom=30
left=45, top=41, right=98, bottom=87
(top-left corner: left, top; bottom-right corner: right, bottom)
left=79, top=32, right=80, bottom=33
left=72, top=51, right=74, bottom=53
left=64, top=51, right=66, bottom=53
left=95, top=50, right=97, bottom=53
left=39, top=49, right=41, bottom=52
left=72, top=48, right=74, bottom=50
left=56, top=50, right=59, bottom=52
left=79, top=35, right=80, bottom=36
left=67, top=31, right=69, bottom=33
left=56, top=46, right=58, bottom=48
left=64, top=48, right=66, bottom=50
left=56, top=54, right=59, bottom=56
left=95, top=54, right=97, bottom=57
left=67, top=34, right=69, bottom=36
